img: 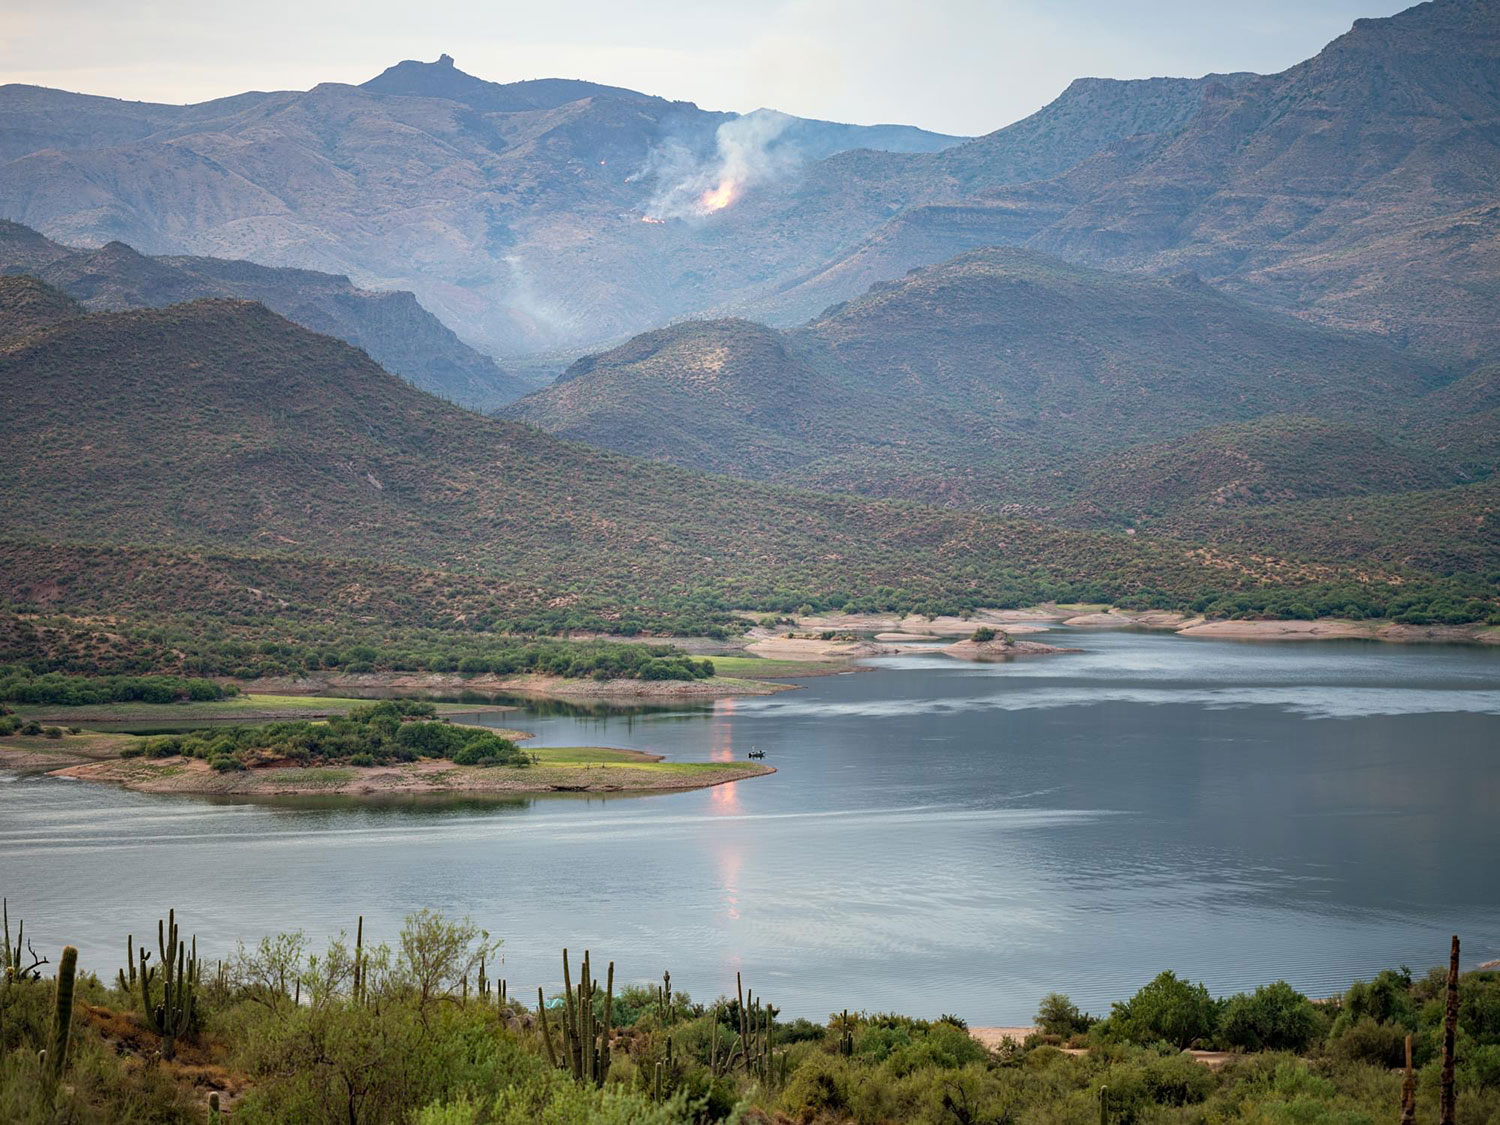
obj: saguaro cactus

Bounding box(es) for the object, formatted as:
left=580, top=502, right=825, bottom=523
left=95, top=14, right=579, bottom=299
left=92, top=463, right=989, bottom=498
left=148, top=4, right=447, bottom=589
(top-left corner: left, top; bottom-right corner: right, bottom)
left=2, top=899, right=44, bottom=982
left=1440, top=934, right=1460, bottom=1125
left=2, top=899, right=18, bottom=981
left=1400, top=1035, right=1417, bottom=1125
left=733, top=973, right=777, bottom=1082
left=537, top=986, right=559, bottom=1068
left=353, top=915, right=366, bottom=1004
left=136, top=910, right=199, bottom=1060
left=551, top=948, right=614, bottom=1087
left=46, top=945, right=77, bottom=1087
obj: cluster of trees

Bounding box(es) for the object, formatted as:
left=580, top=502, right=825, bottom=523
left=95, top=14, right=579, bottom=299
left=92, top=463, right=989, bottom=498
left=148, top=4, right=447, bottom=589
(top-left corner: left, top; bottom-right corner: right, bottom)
left=1, top=912, right=1496, bottom=1125
left=0, top=667, right=237, bottom=706
left=120, top=702, right=528, bottom=772
left=1038, top=965, right=1500, bottom=1085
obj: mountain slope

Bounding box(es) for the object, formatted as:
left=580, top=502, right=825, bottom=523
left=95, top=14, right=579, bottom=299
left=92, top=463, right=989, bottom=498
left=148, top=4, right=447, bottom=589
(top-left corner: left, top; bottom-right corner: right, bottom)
left=1057, top=416, right=1462, bottom=525
left=3, top=3, right=1488, bottom=361
left=1, top=279, right=1492, bottom=629
left=0, top=222, right=524, bottom=406
left=6, top=278, right=1487, bottom=628
left=0, top=274, right=80, bottom=340
left=733, top=0, right=1500, bottom=358
left=504, top=249, right=1455, bottom=507
left=0, top=279, right=1234, bottom=613
left=1030, top=0, right=1500, bottom=335
left=0, top=57, right=963, bottom=355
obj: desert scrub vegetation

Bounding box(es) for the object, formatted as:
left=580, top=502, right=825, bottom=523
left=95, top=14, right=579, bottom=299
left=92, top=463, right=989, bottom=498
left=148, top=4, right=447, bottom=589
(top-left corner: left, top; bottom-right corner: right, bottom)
left=116, top=701, right=530, bottom=771
left=1, top=902, right=1497, bottom=1125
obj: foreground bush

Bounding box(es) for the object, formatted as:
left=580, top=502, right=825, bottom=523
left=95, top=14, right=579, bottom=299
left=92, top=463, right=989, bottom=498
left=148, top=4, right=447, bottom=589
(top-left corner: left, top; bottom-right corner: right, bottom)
left=2, top=905, right=1498, bottom=1124
left=1103, top=970, right=1222, bottom=1049
left=1218, top=980, right=1324, bottom=1052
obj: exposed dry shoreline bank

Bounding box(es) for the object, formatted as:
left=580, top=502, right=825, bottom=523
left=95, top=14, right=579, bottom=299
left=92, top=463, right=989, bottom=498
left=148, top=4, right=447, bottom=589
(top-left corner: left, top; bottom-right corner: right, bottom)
left=775, top=608, right=1499, bottom=647
left=236, top=669, right=795, bottom=704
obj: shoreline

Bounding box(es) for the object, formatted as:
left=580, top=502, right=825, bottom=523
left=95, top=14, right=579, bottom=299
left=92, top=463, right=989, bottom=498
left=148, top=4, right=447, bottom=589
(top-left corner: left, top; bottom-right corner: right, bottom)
left=776, top=608, right=1500, bottom=647
left=233, top=669, right=796, bottom=704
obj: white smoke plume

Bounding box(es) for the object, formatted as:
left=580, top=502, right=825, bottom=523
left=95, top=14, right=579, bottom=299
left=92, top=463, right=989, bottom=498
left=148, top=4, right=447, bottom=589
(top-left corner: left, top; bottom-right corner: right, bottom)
left=636, top=109, right=798, bottom=221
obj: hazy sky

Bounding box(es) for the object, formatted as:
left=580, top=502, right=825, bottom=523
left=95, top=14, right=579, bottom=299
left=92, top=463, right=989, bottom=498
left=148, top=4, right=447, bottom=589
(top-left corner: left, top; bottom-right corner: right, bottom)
left=2, top=0, right=1413, bottom=135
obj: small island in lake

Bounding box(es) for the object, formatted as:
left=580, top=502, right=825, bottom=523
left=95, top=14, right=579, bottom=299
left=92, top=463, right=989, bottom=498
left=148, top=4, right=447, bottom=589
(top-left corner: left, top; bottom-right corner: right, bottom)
left=6, top=700, right=772, bottom=798
left=52, top=743, right=773, bottom=797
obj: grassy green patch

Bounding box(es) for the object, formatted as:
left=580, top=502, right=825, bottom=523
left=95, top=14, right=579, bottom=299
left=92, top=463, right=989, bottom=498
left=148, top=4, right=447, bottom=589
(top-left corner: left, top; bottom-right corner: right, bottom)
left=708, top=656, right=847, bottom=678
left=529, top=747, right=751, bottom=775
left=0, top=729, right=140, bottom=757
left=529, top=746, right=654, bottom=765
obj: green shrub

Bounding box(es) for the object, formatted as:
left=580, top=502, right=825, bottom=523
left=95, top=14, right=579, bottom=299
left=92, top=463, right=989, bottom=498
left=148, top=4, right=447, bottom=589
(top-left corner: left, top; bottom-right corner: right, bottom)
left=1141, top=1051, right=1215, bottom=1105
left=1107, top=971, right=1221, bottom=1048
left=1219, top=980, right=1322, bottom=1052
left=1326, top=1015, right=1407, bottom=1067
left=1037, top=992, right=1094, bottom=1037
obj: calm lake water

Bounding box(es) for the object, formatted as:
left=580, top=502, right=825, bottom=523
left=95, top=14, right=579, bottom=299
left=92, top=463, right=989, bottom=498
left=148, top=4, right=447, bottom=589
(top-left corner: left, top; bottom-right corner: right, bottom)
left=2, top=630, right=1497, bottom=1023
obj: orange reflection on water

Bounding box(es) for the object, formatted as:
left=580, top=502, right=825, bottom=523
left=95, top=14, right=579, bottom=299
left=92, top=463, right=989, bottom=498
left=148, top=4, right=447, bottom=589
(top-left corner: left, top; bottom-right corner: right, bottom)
left=715, top=836, right=743, bottom=920
left=708, top=697, right=742, bottom=812
left=711, top=780, right=740, bottom=812
left=707, top=697, right=743, bottom=916
left=711, top=696, right=737, bottom=760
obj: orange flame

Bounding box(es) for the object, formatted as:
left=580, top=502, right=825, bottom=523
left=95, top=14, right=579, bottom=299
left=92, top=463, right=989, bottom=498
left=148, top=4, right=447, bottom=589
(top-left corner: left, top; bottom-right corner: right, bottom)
left=697, top=179, right=737, bottom=213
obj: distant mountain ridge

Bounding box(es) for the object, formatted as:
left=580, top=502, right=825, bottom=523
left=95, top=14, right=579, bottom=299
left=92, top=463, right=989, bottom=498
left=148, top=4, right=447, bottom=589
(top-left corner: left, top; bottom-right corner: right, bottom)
left=728, top=1, right=1500, bottom=360
left=0, top=57, right=964, bottom=355
left=0, top=222, right=524, bottom=406
left=2, top=1, right=1490, bottom=362
left=502, top=247, right=1472, bottom=513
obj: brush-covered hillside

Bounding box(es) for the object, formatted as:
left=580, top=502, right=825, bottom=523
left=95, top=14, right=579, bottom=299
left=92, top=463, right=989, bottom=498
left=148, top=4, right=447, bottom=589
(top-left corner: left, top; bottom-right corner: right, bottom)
left=2, top=276, right=1489, bottom=631
left=0, top=222, right=524, bottom=407
left=503, top=249, right=1466, bottom=506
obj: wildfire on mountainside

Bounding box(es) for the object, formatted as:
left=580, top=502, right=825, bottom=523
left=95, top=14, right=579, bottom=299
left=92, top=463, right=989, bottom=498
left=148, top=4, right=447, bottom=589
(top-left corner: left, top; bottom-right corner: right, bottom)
left=640, top=178, right=739, bottom=222
left=696, top=179, right=736, bottom=213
